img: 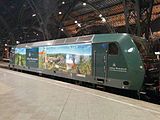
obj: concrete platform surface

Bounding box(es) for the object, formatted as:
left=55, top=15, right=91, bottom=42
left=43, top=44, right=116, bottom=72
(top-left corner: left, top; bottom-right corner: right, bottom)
left=0, top=68, right=160, bottom=120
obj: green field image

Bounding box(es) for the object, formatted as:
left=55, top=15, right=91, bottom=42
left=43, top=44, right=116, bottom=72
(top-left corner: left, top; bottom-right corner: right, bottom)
left=15, top=54, right=26, bottom=66
left=46, top=54, right=66, bottom=71
left=66, top=54, right=91, bottom=75
left=38, top=47, right=47, bottom=69
left=39, top=52, right=66, bottom=71
left=39, top=53, right=91, bottom=75
left=39, top=53, right=46, bottom=69
left=15, top=48, right=26, bottom=66
left=39, top=43, right=92, bottom=76
left=77, top=56, right=91, bottom=75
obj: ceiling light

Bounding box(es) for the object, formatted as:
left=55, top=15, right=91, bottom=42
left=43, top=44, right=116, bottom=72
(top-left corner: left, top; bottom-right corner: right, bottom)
left=77, top=23, right=81, bottom=27
left=83, top=3, right=87, bottom=6
left=59, top=12, right=62, bottom=15
left=101, top=17, right=106, bottom=23
left=155, top=52, right=160, bottom=55
left=32, top=14, right=36, bottom=17
left=62, top=1, right=65, bottom=4
left=5, top=44, right=7, bottom=46
left=16, top=41, right=20, bottom=44
left=74, top=21, right=78, bottom=24
left=99, top=14, right=102, bottom=18
left=61, top=28, right=64, bottom=31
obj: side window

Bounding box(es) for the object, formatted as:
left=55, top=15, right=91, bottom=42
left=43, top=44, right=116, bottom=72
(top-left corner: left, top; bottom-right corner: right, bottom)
left=108, top=43, right=118, bottom=55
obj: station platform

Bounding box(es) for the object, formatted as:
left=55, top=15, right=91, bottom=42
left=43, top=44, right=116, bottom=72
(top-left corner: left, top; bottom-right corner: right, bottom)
left=0, top=67, right=160, bottom=120
left=0, top=61, right=9, bottom=68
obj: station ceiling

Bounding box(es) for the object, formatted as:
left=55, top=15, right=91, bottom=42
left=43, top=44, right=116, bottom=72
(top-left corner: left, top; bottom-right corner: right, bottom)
left=0, top=0, right=160, bottom=45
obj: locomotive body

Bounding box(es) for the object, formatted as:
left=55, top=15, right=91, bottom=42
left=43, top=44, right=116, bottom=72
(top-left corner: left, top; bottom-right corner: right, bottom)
left=9, top=34, right=159, bottom=92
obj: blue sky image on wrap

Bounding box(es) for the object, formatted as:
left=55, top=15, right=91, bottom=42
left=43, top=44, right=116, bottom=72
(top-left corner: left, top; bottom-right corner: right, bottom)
left=15, top=48, right=26, bottom=55
left=39, top=43, right=91, bottom=56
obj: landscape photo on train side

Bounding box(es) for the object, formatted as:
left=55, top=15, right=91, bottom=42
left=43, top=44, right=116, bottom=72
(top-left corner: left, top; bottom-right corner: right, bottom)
left=15, top=48, right=26, bottom=66
left=39, top=43, right=92, bottom=76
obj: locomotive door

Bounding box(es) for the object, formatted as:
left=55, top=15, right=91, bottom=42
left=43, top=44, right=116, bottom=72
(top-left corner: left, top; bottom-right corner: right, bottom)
left=93, top=43, right=108, bottom=83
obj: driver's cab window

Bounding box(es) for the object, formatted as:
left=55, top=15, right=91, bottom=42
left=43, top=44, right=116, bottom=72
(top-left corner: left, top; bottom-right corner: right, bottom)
left=108, top=43, right=118, bottom=55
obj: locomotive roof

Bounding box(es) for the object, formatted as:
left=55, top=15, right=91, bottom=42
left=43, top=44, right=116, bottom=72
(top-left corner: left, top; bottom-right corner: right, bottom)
left=15, top=33, right=131, bottom=48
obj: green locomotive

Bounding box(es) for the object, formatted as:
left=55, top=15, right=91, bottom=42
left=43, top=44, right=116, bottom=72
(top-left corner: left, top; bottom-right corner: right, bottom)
left=9, top=34, right=160, bottom=94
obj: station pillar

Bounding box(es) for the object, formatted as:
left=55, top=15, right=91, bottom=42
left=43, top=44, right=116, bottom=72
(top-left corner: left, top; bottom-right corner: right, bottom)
left=123, top=0, right=153, bottom=40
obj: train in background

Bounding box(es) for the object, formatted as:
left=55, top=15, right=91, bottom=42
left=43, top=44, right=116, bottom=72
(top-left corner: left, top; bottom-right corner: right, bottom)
left=9, top=34, right=160, bottom=97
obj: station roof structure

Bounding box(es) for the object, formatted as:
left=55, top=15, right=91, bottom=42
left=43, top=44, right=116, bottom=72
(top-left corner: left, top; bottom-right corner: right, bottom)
left=0, top=0, right=160, bottom=45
